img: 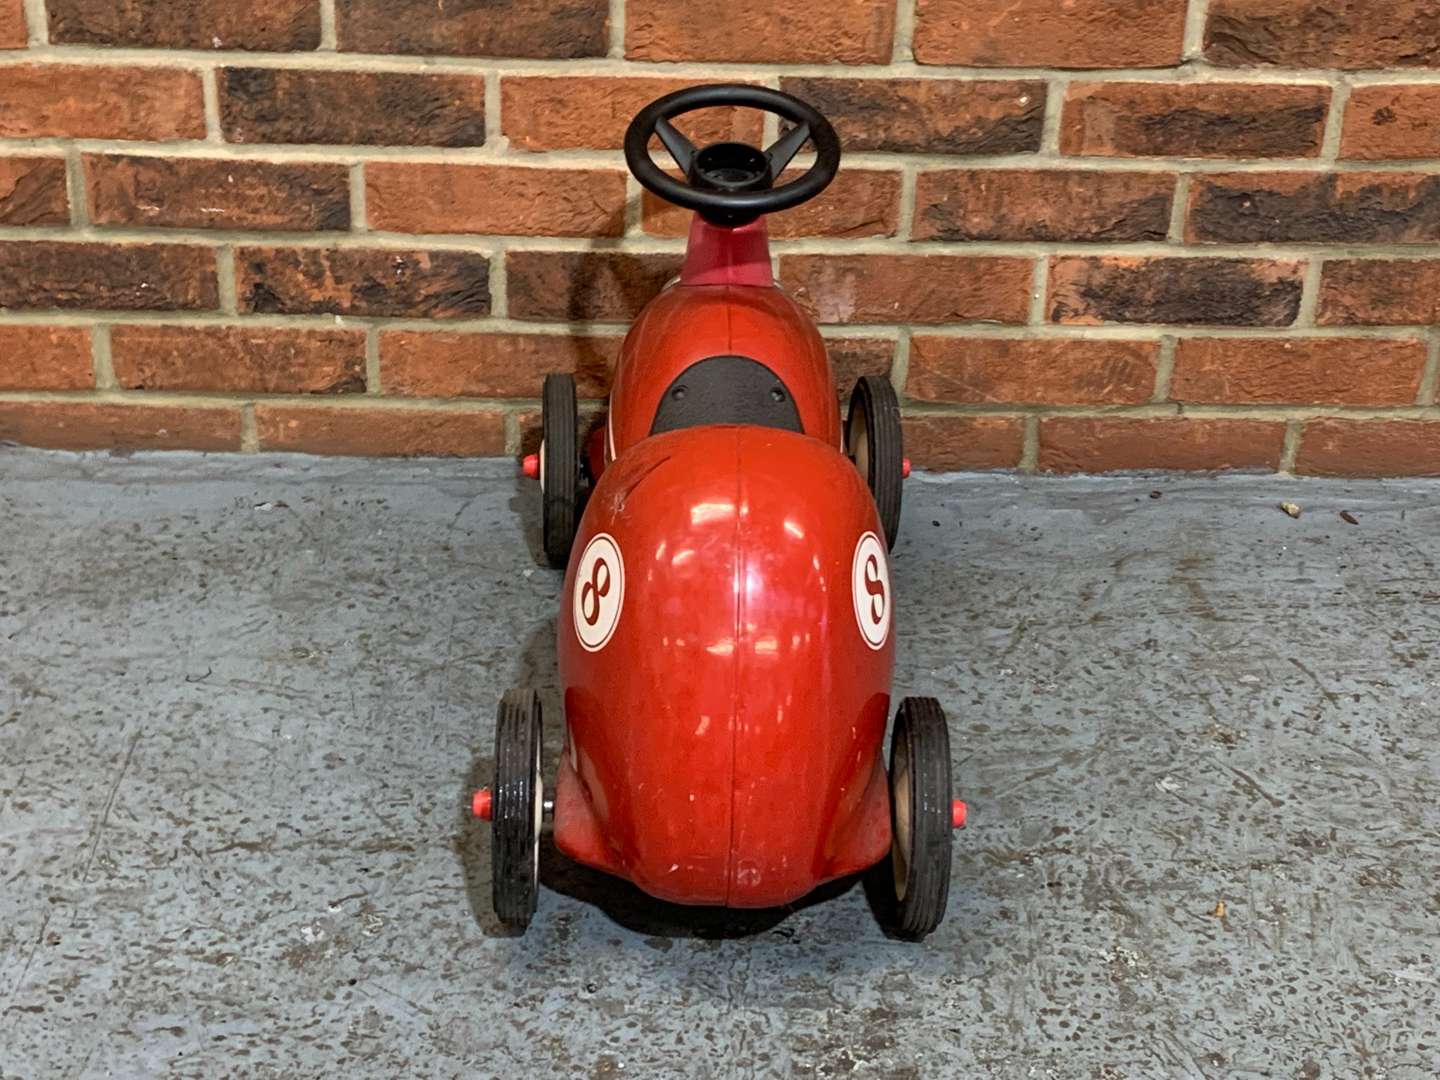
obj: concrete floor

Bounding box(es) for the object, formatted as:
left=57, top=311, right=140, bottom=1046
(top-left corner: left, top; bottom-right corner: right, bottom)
left=1, top=448, right=1438, bottom=1079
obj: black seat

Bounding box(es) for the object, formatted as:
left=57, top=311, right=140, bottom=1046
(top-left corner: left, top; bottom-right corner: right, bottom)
left=650, top=355, right=802, bottom=436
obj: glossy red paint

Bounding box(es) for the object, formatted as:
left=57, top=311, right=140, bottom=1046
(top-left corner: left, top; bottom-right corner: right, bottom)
left=680, top=217, right=774, bottom=287
left=607, top=217, right=843, bottom=466
left=552, top=424, right=894, bottom=907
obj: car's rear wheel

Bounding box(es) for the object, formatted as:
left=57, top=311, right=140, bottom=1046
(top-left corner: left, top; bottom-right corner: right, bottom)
left=846, top=375, right=903, bottom=548
left=492, top=689, right=543, bottom=930
left=886, top=696, right=953, bottom=939
left=541, top=373, right=580, bottom=569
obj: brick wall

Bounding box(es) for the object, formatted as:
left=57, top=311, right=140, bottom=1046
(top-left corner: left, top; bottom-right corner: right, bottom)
left=1, top=0, right=1438, bottom=475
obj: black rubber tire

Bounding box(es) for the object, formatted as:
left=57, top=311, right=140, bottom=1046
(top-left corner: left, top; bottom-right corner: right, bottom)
left=846, top=376, right=903, bottom=549
left=887, top=697, right=953, bottom=939
left=541, top=374, right=580, bottom=569
left=492, top=688, right=543, bottom=930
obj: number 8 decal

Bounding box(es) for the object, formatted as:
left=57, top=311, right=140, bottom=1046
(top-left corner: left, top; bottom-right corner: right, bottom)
left=574, top=533, right=625, bottom=652
left=851, top=532, right=891, bottom=650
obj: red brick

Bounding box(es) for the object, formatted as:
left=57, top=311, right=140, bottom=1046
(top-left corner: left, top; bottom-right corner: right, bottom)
left=1049, top=257, right=1304, bottom=327
left=255, top=404, right=506, bottom=457
left=1172, top=338, right=1426, bottom=406
left=0, top=326, right=92, bottom=390
left=1317, top=260, right=1440, bottom=326
left=0, top=402, right=240, bottom=451
left=1296, top=419, right=1440, bottom=477
left=644, top=169, right=901, bottom=239
left=338, top=0, right=606, bottom=58
left=221, top=69, right=486, bottom=146
left=237, top=247, right=490, bottom=319
left=781, top=255, right=1032, bottom=326
left=0, top=157, right=68, bottom=226
left=901, top=416, right=1025, bottom=472
left=1039, top=418, right=1286, bottom=473
left=0, top=65, right=204, bottom=140
left=366, top=164, right=625, bottom=238
left=627, top=0, right=892, bottom=63
left=1062, top=83, right=1329, bottom=158
left=828, top=339, right=896, bottom=396
left=506, top=252, right=683, bottom=323
left=1, top=0, right=25, bottom=48
left=914, top=169, right=1174, bottom=242
left=110, top=325, right=366, bottom=394
left=48, top=0, right=319, bottom=50
left=914, top=0, right=1186, bottom=68
left=1206, top=0, right=1440, bottom=70
left=778, top=78, right=1045, bottom=155
left=907, top=338, right=1157, bottom=405
left=0, top=242, right=217, bottom=311
left=381, top=332, right=621, bottom=398
left=87, top=156, right=349, bottom=232
left=1188, top=172, right=1440, bottom=245
left=501, top=76, right=762, bottom=152
left=1341, top=86, right=1440, bottom=160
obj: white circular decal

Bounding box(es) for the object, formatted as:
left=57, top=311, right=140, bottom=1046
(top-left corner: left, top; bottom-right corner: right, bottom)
left=852, top=532, right=891, bottom=650
left=573, top=533, right=625, bottom=652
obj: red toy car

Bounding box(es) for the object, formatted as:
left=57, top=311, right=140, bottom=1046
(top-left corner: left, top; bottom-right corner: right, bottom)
left=472, top=86, right=965, bottom=938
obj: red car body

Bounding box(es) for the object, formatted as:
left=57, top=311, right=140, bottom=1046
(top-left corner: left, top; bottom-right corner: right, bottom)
left=550, top=218, right=896, bottom=907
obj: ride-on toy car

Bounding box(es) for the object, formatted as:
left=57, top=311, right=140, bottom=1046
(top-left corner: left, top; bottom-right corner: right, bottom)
left=471, top=85, right=966, bottom=938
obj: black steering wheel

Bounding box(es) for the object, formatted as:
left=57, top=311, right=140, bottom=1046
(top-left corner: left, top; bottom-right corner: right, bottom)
left=624, top=84, right=841, bottom=227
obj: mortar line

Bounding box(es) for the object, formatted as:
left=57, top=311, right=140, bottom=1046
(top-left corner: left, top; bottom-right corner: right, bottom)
left=89, top=324, right=114, bottom=389
left=1418, top=331, right=1440, bottom=406
left=21, top=0, right=47, bottom=45
left=7, top=49, right=1404, bottom=83
left=1027, top=258, right=1049, bottom=325
left=1278, top=419, right=1303, bottom=472
left=318, top=0, right=337, bottom=51
left=607, top=0, right=625, bottom=59
left=1019, top=416, right=1040, bottom=472
left=216, top=245, right=238, bottom=314
left=63, top=147, right=87, bottom=227
left=1320, top=79, right=1352, bottom=162
left=622, top=175, right=643, bottom=237
left=349, top=162, right=368, bottom=231
left=890, top=328, right=912, bottom=399
left=897, top=164, right=917, bottom=242
left=13, top=222, right=1440, bottom=261
left=240, top=402, right=259, bottom=451
left=201, top=67, right=223, bottom=143
left=485, top=70, right=505, bottom=150
left=7, top=136, right=1440, bottom=174
left=489, top=250, right=509, bottom=319
left=893, top=0, right=917, bottom=63
left=1297, top=257, right=1324, bottom=328
left=365, top=325, right=381, bottom=394
left=1152, top=336, right=1177, bottom=402
left=1041, top=78, right=1067, bottom=154
left=1167, top=174, right=1190, bottom=243
left=505, top=410, right=525, bottom=456
left=1182, top=0, right=1210, bottom=62
left=2, top=309, right=1434, bottom=341
left=0, top=387, right=1434, bottom=422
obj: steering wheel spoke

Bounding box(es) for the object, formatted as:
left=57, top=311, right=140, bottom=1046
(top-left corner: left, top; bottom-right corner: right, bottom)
left=764, top=122, right=811, bottom=177
left=654, top=116, right=697, bottom=174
